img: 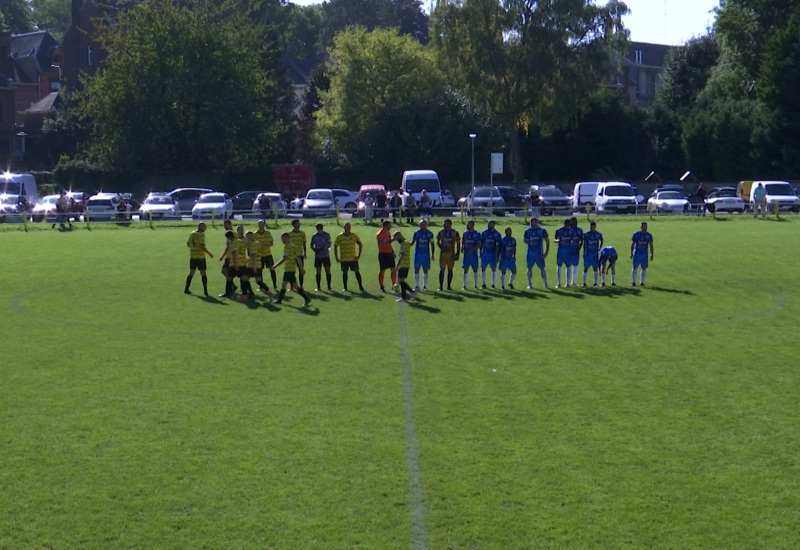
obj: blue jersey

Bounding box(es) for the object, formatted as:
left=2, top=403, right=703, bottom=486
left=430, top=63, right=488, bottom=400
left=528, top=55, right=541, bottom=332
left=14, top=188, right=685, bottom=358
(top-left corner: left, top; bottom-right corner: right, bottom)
left=599, top=246, right=617, bottom=261
left=481, top=229, right=502, bottom=257
left=501, top=236, right=516, bottom=259
left=571, top=227, right=584, bottom=254
left=462, top=230, right=482, bottom=256
left=523, top=226, right=548, bottom=256
left=412, top=229, right=434, bottom=257
left=632, top=231, right=653, bottom=255
left=583, top=230, right=602, bottom=255
left=555, top=227, right=572, bottom=250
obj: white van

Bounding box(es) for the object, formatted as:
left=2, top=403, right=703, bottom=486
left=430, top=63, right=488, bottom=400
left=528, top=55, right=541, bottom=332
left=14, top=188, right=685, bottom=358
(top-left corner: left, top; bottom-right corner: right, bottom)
left=594, top=181, right=637, bottom=214
left=0, top=172, right=39, bottom=203
left=401, top=170, right=442, bottom=205
left=748, top=180, right=800, bottom=212
left=572, top=182, right=601, bottom=209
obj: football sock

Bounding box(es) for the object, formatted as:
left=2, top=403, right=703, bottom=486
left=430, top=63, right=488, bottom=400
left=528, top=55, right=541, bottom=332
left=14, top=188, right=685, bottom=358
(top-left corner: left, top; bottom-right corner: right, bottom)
left=473, top=272, right=478, bottom=287
left=583, top=271, right=587, bottom=285
left=593, top=271, right=598, bottom=285
left=326, top=273, right=332, bottom=288
left=509, top=273, right=516, bottom=286
left=355, top=272, right=364, bottom=289
left=632, top=268, right=637, bottom=284
left=390, top=270, right=397, bottom=285
left=298, top=288, right=311, bottom=301
left=316, top=273, right=321, bottom=289
left=414, top=273, right=420, bottom=287
left=491, top=272, right=497, bottom=286
left=185, top=274, right=192, bottom=291
left=299, top=272, right=304, bottom=287
left=611, top=273, right=616, bottom=284
left=640, top=269, right=647, bottom=285
left=423, top=273, right=428, bottom=288
left=379, top=271, right=385, bottom=287
left=447, top=270, right=453, bottom=288
left=482, top=271, right=487, bottom=285
left=343, top=271, right=349, bottom=290
left=557, top=266, right=562, bottom=286
left=401, top=281, right=413, bottom=299
left=527, top=269, right=533, bottom=287
left=201, top=275, right=208, bottom=294
left=573, top=266, right=579, bottom=284
left=439, top=271, right=445, bottom=288
left=270, top=270, right=277, bottom=288
left=602, top=273, right=606, bottom=284
left=541, top=269, right=548, bottom=287
left=463, top=272, right=468, bottom=287
left=276, top=288, right=286, bottom=302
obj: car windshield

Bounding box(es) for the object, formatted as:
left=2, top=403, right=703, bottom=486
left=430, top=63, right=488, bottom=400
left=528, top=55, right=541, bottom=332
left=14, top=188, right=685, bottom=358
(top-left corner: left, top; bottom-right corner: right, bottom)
left=0, top=183, right=21, bottom=195
left=1, top=195, right=18, bottom=204
left=146, top=197, right=173, bottom=205
left=405, top=179, right=440, bottom=194
left=307, top=191, right=332, bottom=200
left=500, top=188, right=523, bottom=198
left=658, top=191, right=683, bottom=200
left=605, top=186, right=634, bottom=197
left=764, top=183, right=796, bottom=195
left=537, top=187, right=565, bottom=197
left=198, top=195, right=225, bottom=203
left=41, top=196, right=58, bottom=204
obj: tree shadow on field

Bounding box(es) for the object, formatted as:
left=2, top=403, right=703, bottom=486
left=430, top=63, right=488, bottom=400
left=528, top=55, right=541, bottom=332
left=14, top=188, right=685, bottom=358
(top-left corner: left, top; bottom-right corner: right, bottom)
left=408, top=301, right=441, bottom=313
left=647, top=286, right=694, bottom=295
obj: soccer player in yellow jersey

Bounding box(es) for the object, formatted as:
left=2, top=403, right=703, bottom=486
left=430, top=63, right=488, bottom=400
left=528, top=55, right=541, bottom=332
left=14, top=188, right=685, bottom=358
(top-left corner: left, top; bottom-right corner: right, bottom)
left=393, top=232, right=415, bottom=302
left=185, top=222, right=213, bottom=296
left=436, top=219, right=461, bottom=291
left=254, top=219, right=277, bottom=291
left=218, top=230, right=238, bottom=298
left=272, top=233, right=312, bottom=306
left=289, top=219, right=308, bottom=287
left=334, top=222, right=364, bottom=292
left=230, top=227, right=249, bottom=299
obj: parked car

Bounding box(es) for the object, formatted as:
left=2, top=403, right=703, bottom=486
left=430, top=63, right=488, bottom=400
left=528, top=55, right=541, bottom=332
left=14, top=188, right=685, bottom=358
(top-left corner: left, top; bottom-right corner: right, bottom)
left=0, top=194, right=28, bottom=222
left=496, top=186, right=527, bottom=211
left=705, top=187, right=746, bottom=213
left=647, top=190, right=691, bottom=213
left=593, top=182, right=637, bottom=214
left=232, top=191, right=265, bottom=213
left=401, top=170, right=443, bottom=206
left=440, top=188, right=456, bottom=208
left=139, top=194, right=181, bottom=219
left=192, top=192, right=233, bottom=219
left=288, top=196, right=305, bottom=212
left=651, top=183, right=691, bottom=200
left=168, top=187, right=213, bottom=214
left=357, top=184, right=387, bottom=217
left=458, top=186, right=506, bottom=216
left=332, top=188, right=359, bottom=214
left=302, top=188, right=336, bottom=217
left=251, top=192, right=287, bottom=218
left=32, top=194, right=60, bottom=222
left=85, top=192, right=130, bottom=220
left=746, top=180, right=800, bottom=212
left=529, top=185, right=572, bottom=216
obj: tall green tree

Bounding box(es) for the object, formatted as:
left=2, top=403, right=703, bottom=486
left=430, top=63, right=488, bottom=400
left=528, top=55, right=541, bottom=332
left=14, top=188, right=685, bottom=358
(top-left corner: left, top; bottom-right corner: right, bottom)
left=432, top=0, right=629, bottom=181
left=319, top=0, right=429, bottom=47
left=30, top=0, right=70, bottom=38
left=315, top=27, right=444, bottom=166
left=1, top=0, right=33, bottom=33
left=79, top=0, right=293, bottom=174
left=657, top=34, right=720, bottom=113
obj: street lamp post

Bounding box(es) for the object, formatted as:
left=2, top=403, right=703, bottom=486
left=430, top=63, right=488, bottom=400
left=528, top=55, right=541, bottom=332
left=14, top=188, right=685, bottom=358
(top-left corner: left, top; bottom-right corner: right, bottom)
left=469, top=133, right=477, bottom=201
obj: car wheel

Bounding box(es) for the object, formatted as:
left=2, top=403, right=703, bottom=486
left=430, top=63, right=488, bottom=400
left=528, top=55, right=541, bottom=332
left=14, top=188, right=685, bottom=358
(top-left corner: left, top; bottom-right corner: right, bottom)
left=344, top=202, right=357, bottom=214
left=707, top=203, right=715, bottom=213
left=683, top=204, right=690, bottom=212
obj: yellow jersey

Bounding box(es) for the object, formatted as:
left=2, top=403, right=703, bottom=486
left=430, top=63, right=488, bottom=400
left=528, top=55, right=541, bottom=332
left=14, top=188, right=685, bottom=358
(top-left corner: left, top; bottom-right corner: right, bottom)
left=232, top=236, right=248, bottom=268
left=187, top=230, right=207, bottom=259
left=289, top=229, right=306, bottom=258
left=397, top=241, right=411, bottom=269
left=335, top=232, right=362, bottom=262
left=282, top=242, right=299, bottom=272
left=254, top=228, right=273, bottom=256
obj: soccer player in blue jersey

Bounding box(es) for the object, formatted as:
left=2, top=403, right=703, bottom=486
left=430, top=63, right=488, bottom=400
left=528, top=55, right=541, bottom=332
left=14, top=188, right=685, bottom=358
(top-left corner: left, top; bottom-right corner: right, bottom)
left=523, top=217, right=549, bottom=289
left=599, top=245, right=618, bottom=286
left=554, top=219, right=572, bottom=288
left=480, top=220, right=503, bottom=289
left=569, top=217, right=583, bottom=287
left=630, top=222, right=654, bottom=286
left=411, top=220, right=435, bottom=291
left=499, top=227, right=517, bottom=290
left=461, top=220, right=482, bottom=290
left=581, top=221, right=603, bottom=286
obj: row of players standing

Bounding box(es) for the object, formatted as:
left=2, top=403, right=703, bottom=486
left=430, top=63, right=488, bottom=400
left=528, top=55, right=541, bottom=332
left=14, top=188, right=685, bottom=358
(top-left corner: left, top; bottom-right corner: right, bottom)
left=183, top=216, right=655, bottom=302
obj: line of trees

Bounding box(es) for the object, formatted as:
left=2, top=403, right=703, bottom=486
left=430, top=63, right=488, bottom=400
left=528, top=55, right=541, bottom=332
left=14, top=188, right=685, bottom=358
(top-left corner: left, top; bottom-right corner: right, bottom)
left=21, top=0, right=800, bottom=187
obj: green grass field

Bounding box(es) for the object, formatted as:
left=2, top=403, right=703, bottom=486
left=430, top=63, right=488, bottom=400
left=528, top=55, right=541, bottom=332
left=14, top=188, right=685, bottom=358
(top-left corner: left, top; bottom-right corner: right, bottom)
left=1, top=214, right=798, bottom=549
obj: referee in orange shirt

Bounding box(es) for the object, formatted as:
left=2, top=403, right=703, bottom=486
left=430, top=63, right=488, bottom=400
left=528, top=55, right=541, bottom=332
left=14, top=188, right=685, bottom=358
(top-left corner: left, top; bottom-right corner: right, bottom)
left=376, top=220, right=396, bottom=292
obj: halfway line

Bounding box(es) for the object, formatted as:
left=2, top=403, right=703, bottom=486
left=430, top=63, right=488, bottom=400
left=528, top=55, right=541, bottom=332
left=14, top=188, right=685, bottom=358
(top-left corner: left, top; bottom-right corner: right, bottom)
left=398, top=303, right=427, bottom=550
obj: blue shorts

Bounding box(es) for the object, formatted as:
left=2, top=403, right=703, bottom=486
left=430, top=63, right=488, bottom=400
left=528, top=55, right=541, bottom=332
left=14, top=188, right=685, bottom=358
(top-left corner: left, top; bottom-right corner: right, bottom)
left=570, top=254, right=580, bottom=267
left=633, top=253, right=649, bottom=269
left=527, top=254, right=545, bottom=270
left=600, top=255, right=617, bottom=267
left=584, top=253, right=599, bottom=270
left=462, top=254, right=479, bottom=271
left=556, top=248, right=571, bottom=266
left=481, top=254, right=498, bottom=270
left=414, top=255, right=431, bottom=271
left=499, top=258, right=516, bottom=272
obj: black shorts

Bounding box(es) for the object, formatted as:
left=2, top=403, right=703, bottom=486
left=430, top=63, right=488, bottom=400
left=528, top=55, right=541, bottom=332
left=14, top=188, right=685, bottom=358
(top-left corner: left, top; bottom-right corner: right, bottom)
left=379, top=252, right=395, bottom=270
left=261, top=255, right=274, bottom=269
left=189, top=258, right=207, bottom=271
left=243, top=267, right=259, bottom=278
left=283, top=272, right=297, bottom=285
left=341, top=261, right=359, bottom=272
left=315, top=257, right=331, bottom=268
left=398, top=267, right=409, bottom=279
left=229, top=266, right=243, bottom=278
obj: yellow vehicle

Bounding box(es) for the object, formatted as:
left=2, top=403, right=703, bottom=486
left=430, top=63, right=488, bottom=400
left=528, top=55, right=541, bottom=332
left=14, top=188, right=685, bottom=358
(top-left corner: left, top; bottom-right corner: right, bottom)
left=736, top=180, right=754, bottom=200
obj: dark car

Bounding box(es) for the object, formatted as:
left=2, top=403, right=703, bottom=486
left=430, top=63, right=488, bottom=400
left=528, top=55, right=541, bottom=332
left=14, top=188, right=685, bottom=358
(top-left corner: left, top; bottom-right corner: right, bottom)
left=496, top=186, right=527, bottom=210
left=168, top=187, right=213, bottom=214
left=530, top=185, right=571, bottom=216
left=232, top=191, right=266, bottom=213
left=652, top=184, right=691, bottom=200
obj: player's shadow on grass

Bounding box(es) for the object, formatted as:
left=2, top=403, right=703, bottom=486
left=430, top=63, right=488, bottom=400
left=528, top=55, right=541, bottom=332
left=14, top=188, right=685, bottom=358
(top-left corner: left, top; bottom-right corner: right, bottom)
left=195, top=295, right=227, bottom=305
left=549, top=288, right=586, bottom=299
left=359, top=290, right=384, bottom=301
left=647, top=285, right=694, bottom=295
left=328, top=290, right=353, bottom=301
left=307, top=292, right=330, bottom=302
left=457, top=291, right=492, bottom=301
left=509, top=289, right=551, bottom=300
left=297, top=305, right=320, bottom=316
left=432, top=291, right=464, bottom=302
left=408, top=301, right=441, bottom=313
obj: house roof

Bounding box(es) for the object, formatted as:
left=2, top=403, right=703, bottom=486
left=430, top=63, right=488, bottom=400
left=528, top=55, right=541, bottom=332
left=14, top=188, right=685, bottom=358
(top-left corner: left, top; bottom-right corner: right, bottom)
left=624, top=41, right=674, bottom=68
left=22, top=91, right=60, bottom=115
left=8, top=31, right=58, bottom=83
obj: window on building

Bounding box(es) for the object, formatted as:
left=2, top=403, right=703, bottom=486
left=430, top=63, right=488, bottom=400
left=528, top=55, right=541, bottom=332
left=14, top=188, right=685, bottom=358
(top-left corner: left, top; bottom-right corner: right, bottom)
left=635, top=50, right=643, bottom=65
left=88, top=45, right=93, bottom=66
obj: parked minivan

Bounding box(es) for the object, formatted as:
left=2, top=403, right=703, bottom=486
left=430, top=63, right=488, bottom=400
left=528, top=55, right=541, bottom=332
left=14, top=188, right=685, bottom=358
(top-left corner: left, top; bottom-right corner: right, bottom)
left=745, top=180, right=800, bottom=212
left=594, top=181, right=637, bottom=214
left=401, top=170, right=442, bottom=206
left=571, top=182, right=601, bottom=209
left=0, top=172, right=39, bottom=203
